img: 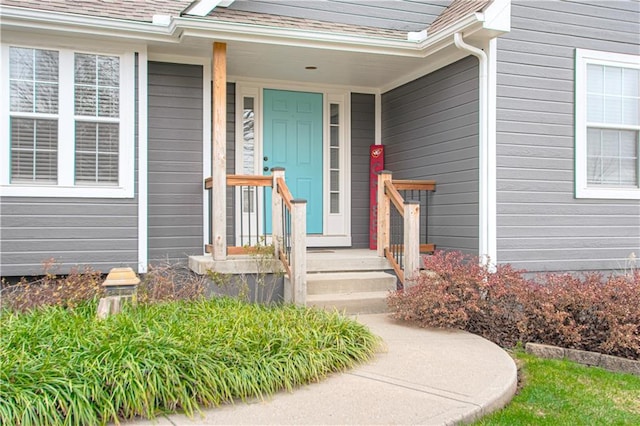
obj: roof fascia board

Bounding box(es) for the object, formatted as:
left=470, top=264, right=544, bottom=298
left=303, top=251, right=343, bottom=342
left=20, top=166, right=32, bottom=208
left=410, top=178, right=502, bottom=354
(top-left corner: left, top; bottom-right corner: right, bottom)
left=0, top=5, right=179, bottom=43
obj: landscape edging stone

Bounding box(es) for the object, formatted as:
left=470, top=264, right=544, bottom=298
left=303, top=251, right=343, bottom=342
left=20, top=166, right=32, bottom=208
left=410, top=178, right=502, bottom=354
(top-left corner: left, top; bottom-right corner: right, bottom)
left=525, top=343, right=639, bottom=376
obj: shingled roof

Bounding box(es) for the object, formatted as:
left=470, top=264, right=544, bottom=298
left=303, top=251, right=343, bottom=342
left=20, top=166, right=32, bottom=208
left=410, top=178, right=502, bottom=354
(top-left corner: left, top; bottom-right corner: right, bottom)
left=1, top=0, right=490, bottom=41
left=199, top=8, right=408, bottom=40
left=0, top=0, right=193, bottom=23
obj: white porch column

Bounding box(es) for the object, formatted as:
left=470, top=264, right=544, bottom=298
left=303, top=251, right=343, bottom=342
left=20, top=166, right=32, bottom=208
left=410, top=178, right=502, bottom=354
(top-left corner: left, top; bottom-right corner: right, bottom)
left=212, top=42, right=227, bottom=260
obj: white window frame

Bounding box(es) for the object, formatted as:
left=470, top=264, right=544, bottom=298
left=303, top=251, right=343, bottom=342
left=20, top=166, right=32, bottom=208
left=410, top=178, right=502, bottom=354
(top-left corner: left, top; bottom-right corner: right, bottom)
left=575, top=48, right=640, bottom=200
left=0, top=43, right=136, bottom=198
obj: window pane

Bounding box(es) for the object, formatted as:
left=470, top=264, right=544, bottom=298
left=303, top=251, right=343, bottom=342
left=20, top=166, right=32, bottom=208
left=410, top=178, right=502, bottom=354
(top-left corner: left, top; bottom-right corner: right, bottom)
left=624, top=68, right=639, bottom=97
left=98, top=56, right=119, bottom=86
left=330, top=103, right=339, bottom=125
left=75, top=86, right=97, bottom=115
left=35, top=49, right=59, bottom=82
left=75, top=122, right=119, bottom=185
left=604, top=95, right=622, bottom=124
left=243, top=97, right=255, bottom=174
left=619, top=159, right=637, bottom=186
left=98, top=87, right=119, bottom=117
left=10, top=118, right=58, bottom=183
left=330, top=193, right=339, bottom=214
left=10, top=81, right=34, bottom=112
left=330, top=148, right=339, bottom=169
left=604, top=66, right=623, bottom=96
left=75, top=54, right=96, bottom=85
left=330, top=171, right=339, bottom=191
left=10, top=47, right=58, bottom=114
left=623, top=97, right=639, bottom=126
left=330, top=126, right=339, bottom=146
left=36, top=82, right=58, bottom=114
left=587, top=128, right=638, bottom=187
left=75, top=53, right=119, bottom=118
left=587, top=128, right=601, bottom=156
left=10, top=47, right=34, bottom=79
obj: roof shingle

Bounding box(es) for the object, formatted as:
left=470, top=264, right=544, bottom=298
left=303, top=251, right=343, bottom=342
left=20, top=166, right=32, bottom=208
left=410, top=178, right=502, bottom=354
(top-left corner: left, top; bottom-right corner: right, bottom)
left=0, top=0, right=193, bottom=23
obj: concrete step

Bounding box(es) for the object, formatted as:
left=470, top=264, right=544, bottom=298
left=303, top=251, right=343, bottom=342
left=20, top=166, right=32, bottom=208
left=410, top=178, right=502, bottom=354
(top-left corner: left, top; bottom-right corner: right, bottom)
left=305, top=271, right=397, bottom=314
left=307, top=271, right=397, bottom=295
left=306, top=250, right=391, bottom=272
left=307, top=291, right=391, bottom=315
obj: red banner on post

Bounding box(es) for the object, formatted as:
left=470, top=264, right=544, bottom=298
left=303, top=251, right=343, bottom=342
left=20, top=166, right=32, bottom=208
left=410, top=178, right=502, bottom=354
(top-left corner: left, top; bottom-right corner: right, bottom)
left=369, top=144, right=385, bottom=250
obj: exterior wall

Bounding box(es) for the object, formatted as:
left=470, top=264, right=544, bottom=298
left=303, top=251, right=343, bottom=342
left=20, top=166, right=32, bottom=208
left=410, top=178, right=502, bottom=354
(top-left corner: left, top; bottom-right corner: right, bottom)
left=351, top=93, right=376, bottom=248
left=147, top=62, right=204, bottom=264
left=496, top=0, right=640, bottom=272
left=382, top=56, right=480, bottom=254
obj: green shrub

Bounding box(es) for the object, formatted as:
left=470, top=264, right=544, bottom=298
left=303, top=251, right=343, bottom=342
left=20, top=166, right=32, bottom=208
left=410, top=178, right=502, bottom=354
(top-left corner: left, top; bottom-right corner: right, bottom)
left=0, top=298, right=379, bottom=425
left=388, top=251, right=640, bottom=359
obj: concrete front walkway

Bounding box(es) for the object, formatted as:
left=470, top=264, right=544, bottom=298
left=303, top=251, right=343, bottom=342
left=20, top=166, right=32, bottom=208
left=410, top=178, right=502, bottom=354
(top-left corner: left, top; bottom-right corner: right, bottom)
left=129, top=314, right=517, bottom=426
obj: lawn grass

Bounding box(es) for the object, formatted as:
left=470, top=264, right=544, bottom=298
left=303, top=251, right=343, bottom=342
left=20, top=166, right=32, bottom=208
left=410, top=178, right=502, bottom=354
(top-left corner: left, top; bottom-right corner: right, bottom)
left=0, top=298, right=380, bottom=425
left=476, top=351, right=640, bottom=425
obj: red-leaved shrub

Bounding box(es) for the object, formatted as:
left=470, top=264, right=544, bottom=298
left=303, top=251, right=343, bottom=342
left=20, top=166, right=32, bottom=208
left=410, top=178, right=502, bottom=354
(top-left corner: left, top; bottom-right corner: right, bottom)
left=387, top=251, right=640, bottom=360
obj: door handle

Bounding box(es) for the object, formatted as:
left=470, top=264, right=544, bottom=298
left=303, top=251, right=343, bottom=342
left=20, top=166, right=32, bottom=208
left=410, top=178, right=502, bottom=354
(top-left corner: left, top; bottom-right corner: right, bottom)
left=263, top=166, right=269, bottom=172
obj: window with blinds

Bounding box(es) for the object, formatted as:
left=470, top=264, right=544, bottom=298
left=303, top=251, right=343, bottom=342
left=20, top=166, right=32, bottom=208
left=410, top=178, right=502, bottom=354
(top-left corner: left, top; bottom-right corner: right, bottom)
left=575, top=49, right=640, bottom=199
left=586, top=64, right=639, bottom=187
left=9, top=47, right=59, bottom=183
left=74, top=54, right=120, bottom=185
left=4, top=44, right=132, bottom=196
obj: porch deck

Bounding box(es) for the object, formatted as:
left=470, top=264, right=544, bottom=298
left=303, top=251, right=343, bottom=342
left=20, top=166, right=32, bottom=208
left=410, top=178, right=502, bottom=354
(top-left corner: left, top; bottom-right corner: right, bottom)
left=189, top=248, right=391, bottom=275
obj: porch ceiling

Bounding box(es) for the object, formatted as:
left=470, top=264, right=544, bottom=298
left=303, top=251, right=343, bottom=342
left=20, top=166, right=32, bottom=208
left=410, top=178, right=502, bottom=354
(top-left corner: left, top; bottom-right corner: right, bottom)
left=149, top=37, right=469, bottom=92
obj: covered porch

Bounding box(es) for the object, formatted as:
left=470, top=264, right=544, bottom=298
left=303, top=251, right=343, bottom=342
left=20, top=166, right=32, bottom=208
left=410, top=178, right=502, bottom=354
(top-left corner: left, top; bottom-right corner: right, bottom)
left=176, top=1, right=510, bottom=307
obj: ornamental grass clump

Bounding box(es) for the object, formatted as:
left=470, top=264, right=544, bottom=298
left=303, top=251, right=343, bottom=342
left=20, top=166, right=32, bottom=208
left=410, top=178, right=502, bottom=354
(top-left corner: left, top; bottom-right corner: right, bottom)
left=0, top=298, right=379, bottom=426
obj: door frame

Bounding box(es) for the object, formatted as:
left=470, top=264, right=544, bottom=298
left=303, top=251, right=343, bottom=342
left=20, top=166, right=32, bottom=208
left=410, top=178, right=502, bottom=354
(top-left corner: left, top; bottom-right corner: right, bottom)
left=235, top=80, right=351, bottom=247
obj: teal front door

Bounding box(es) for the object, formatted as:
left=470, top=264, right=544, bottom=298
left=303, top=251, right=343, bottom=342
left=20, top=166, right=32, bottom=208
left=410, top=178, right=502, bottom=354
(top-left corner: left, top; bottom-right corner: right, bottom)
left=264, top=89, right=323, bottom=234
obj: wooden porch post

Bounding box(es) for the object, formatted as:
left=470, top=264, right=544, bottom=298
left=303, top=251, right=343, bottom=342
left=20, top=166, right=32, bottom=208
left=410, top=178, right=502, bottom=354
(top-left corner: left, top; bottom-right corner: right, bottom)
left=291, top=199, right=307, bottom=305
left=403, top=200, right=420, bottom=288
left=212, top=42, right=227, bottom=260
left=377, top=171, right=392, bottom=257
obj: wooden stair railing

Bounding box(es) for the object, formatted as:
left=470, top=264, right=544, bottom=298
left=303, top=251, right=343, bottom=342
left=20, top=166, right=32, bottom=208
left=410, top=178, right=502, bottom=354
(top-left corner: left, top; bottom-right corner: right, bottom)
left=204, top=168, right=307, bottom=305
left=377, top=170, right=436, bottom=287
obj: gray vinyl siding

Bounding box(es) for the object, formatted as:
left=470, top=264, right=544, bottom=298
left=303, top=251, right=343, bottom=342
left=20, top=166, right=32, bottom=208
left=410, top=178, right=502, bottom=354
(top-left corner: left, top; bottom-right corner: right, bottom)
left=228, top=0, right=448, bottom=32
left=382, top=56, right=480, bottom=254
left=147, top=62, right=203, bottom=264
left=496, top=0, right=640, bottom=272
left=351, top=93, right=376, bottom=248
left=226, top=83, right=236, bottom=246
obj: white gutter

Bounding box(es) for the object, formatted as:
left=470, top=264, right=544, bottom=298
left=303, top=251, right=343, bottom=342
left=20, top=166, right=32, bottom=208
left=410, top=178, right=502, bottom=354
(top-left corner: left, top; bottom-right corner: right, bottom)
left=453, top=32, right=497, bottom=267
left=175, top=14, right=484, bottom=58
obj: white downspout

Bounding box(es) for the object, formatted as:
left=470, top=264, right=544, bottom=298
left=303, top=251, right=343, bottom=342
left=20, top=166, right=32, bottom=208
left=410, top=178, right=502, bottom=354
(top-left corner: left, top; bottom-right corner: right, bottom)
left=454, top=32, right=497, bottom=267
